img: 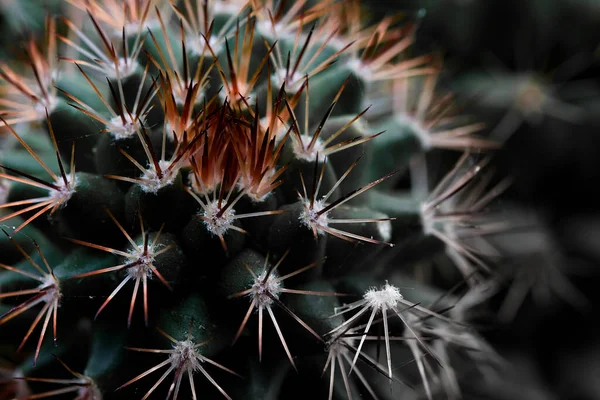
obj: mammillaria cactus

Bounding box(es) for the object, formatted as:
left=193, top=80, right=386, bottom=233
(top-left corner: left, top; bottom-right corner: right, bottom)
left=0, top=0, right=595, bottom=399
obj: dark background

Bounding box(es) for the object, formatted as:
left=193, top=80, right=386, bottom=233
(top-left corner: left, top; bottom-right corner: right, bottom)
left=366, top=1, right=600, bottom=399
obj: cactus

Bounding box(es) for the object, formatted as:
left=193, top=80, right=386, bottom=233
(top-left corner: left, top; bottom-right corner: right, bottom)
left=0, top=0, right=594, bottom=399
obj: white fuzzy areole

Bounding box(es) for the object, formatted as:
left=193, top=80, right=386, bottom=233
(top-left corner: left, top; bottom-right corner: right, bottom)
left=347, top=57, right=378, bottom=84
left=105, top=57, right=140, bottom=80
left=292, top=135, right=325, bottom=162
left=106, top=113, right=143, bottom=140
left=170, top=339, right=202, bottom=372
left=124, top=238, right=158, bottom=280
left=39, top=274, right=61, bottom=305
left=363, top=282, right=403, bottom=310
left=189, top=34, right=223, bottom=56
left=48, top=174, right=77, bottom=206
left=251, top=270, right=282, bottom=308
left=272, top=69, right=304, bottom=94
left=256, top=19, right=288, bottom=40
left=202, top=200, right=236, bottom=237
left=299, top=199, right=328, bottom=234
left=140, top=160, right=177, bottom=194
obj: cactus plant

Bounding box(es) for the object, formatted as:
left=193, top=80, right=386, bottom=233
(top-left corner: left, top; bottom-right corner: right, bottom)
left=1, top=0, right=595, bottom=399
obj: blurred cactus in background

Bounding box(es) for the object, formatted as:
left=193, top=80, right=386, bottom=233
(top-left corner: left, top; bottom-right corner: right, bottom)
left=0, top=1, right=599, bottom=399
